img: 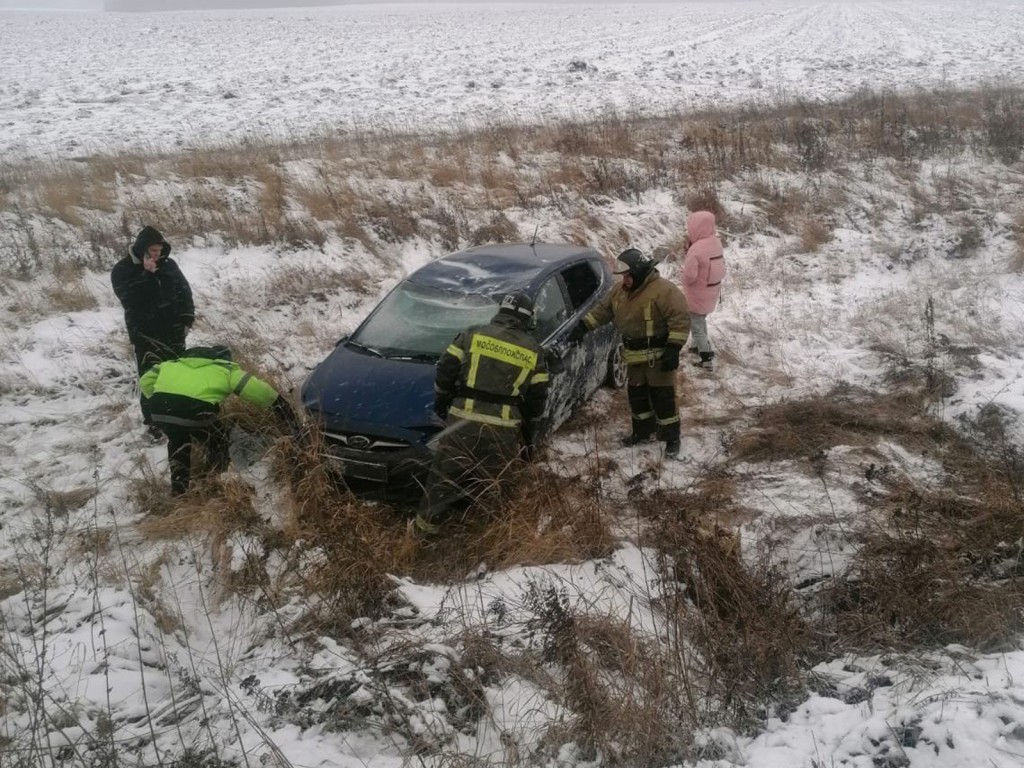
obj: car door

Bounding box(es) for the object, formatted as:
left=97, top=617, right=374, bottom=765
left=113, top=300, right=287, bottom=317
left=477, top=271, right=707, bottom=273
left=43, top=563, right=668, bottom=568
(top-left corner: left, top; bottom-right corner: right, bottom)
left=556, top=259, right=610, bottom=400
left=532, top=275, right=581, bottom=433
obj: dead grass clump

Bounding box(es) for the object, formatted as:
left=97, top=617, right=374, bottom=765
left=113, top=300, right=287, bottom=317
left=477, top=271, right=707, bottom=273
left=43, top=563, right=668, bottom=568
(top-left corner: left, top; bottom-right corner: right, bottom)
left=796, top=89, right=963, bottom=162
left=950, top=215, right=983, bottom=259
left=521, top=581, right=695, bottom=764
left=468, top=212, right=520, bottom=245
left=425, top=202, right=469, bottom=251
left=1011, top=208, right=1024, bottom=272
left=168, top=147, right=257, bottom=184
left=292, top=173, right=359, bottom=222
left=477, top=162, right=519, bottom=197
left=798, top=217, right=834, bottom=253
left=136, top=473, right=261, bottom=542
left=547, top=120, right=601, bottom=158
left=271, top=432, right=413, bottom=628
left=126, top=458, right=179, bottom=517
left=472, top=466, right=615, bottom=569
left=259, top=263, right=375, bottom=307
left=429, top=162, right=469, bottom=188
left=657, top=517, right=810, bottom=727
left=43, top=262, right=99, bottom=313
left=401, top=462, right=615, bottom=583
left=129, top=555, right=182, bottom=635
left=824, top=505, right=1024, bottom=652
left=34, top=169, right=117, bottom=226
left=823, top=407, right=1024, bottom=652
left=635, top=469, right=750, bottom=534
left=788, top=117, right=832, bottom=172
left=747, top=179, right=809, bottom=234
left=981, top=90, right=1024, bottom=165
left=85, top=220, right=128, bottom=269
left=682, top=186, right=731, bottom=232
left=361, top=198, right=422, bottom=244
left=730, top=387, right=945, bottom=465
left=39, top=486, right=98, bottom=515
left=678, top=119, right=778, bottom=179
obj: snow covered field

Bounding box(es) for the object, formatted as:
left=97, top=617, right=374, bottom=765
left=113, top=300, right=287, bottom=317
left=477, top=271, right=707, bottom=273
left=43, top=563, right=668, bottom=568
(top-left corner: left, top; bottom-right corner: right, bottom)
left=2, top=3, right=1024, bottom=768
left=2, top=1, right=1024, bottom=160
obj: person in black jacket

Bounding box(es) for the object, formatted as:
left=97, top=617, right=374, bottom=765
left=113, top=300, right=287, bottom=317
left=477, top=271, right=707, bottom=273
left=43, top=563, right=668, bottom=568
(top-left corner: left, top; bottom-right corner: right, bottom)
left=111, top=226, right=195, bottom=429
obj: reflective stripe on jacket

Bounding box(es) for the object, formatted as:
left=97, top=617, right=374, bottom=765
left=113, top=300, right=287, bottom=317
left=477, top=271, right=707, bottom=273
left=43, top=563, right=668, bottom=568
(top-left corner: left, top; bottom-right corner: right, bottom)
left=583, top=271, right=690, bottom=365
left=436, top=314, right=549, bottom=429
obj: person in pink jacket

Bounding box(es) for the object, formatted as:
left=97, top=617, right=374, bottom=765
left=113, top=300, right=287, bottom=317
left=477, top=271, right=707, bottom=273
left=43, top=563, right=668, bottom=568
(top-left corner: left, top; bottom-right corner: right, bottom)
left=680, top=211, right=726, bottom=370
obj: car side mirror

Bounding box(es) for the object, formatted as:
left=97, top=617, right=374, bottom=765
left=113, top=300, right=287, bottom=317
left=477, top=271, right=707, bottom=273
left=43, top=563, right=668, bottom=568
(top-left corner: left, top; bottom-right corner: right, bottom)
left=544, top=348, right=566, bottom=375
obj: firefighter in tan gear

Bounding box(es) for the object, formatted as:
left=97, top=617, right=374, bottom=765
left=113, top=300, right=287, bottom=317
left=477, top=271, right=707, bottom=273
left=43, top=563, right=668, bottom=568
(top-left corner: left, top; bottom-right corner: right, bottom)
left=414, top=292, right=550, bottom=535
left=571, top=248, right=690, bottom=457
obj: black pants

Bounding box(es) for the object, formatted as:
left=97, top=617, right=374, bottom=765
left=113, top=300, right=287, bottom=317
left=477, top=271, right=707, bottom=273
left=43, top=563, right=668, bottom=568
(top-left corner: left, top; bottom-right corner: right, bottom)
left=163, top=422, right=231, bottom=496
left=133, top=336, right=185, bottom=425
left=627, top=383, right=680, bottom=444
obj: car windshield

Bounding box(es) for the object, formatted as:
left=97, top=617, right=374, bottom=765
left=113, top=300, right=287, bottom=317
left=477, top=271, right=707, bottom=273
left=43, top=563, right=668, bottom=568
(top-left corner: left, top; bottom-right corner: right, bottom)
left=350, top=281, right=499, bottom=358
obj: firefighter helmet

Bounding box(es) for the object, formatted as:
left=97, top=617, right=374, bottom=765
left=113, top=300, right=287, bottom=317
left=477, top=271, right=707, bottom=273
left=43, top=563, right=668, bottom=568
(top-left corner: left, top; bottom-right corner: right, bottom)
left=614, top=248, right=654, bottom=285
left=498, top=291, right=535, bottom=321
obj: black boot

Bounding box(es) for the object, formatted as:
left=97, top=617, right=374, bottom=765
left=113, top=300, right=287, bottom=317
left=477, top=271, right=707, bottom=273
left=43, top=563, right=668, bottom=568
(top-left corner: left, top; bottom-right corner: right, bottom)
left=693, top=351, right=715, bottom=371
left=620, top=433, right=654, bottom=447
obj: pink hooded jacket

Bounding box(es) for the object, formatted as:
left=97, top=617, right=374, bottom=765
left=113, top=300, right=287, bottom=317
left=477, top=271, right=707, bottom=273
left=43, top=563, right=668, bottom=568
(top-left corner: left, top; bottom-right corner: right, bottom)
left=680, top=211, right=725, bottom=315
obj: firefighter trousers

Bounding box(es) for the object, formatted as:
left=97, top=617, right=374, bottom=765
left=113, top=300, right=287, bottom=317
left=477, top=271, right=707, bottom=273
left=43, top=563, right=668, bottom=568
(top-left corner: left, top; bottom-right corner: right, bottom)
left=625, top=364, right=680, bottom=443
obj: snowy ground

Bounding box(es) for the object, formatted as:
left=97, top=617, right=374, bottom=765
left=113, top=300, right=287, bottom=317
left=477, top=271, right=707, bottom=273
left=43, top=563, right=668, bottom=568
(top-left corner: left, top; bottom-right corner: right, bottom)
left=2, top=1, right=1024, bottom=160
left=2, top=3, right=1024, bottom=768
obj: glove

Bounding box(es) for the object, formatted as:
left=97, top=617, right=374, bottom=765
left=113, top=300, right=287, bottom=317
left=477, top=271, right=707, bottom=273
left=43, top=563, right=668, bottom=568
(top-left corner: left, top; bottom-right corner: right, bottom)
left=567, top=323, right=587, bottom=344
left=521, top=422, right=537, bottom=461
left=433, top=397, right=451, bottom=421
left=660, top=344, right=682, bottom=372
left=271, top=394, right=299, bottom=432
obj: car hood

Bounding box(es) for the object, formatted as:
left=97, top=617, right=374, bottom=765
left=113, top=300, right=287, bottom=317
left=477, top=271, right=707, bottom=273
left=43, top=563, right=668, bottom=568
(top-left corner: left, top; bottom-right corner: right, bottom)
left=301, top=343, right=436, bottom=432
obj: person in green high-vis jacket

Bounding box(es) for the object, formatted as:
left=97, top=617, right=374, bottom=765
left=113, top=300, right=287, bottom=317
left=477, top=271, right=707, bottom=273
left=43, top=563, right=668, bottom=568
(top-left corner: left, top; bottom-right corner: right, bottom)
left=140, top=345, right=297, bottom=496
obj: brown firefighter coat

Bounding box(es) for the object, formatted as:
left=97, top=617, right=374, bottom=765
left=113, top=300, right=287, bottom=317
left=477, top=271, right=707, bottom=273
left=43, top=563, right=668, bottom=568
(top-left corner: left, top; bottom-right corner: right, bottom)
left=583, top=270, right=690, bottom=367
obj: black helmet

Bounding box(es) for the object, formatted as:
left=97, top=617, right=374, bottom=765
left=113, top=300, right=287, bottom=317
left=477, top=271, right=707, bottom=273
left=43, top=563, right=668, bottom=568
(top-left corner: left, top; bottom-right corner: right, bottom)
left=497, top=291, right=535, bottom=322
left=614, top=248, right=654, bottom=286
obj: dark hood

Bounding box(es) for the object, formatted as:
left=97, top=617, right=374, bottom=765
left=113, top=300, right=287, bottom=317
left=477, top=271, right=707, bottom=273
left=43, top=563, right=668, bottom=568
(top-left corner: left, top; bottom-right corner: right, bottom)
left=131, top=226, right=172, bottom=262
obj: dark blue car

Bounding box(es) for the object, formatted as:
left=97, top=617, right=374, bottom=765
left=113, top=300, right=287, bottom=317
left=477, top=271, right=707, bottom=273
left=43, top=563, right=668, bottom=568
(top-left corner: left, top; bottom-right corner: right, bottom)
left=300, top=242, right=625, bottom=491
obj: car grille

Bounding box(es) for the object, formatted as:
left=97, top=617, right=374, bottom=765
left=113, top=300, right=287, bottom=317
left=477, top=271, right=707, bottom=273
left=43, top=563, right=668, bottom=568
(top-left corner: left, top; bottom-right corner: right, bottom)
left=324, top=432, right=410, bottom=452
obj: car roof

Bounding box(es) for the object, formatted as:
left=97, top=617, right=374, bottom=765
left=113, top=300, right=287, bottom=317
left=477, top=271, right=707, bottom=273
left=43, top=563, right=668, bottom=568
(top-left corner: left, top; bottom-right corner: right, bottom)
left=407, top=242, right=602, bottom=295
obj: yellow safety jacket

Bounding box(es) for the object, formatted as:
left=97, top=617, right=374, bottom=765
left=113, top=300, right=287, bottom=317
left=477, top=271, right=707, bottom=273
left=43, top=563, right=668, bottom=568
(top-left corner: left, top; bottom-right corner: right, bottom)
left=435, top=314, right=549, bottom=429
left=140, top=354, right=279, bottom=428
left=583, top=271, right=690, bottom=366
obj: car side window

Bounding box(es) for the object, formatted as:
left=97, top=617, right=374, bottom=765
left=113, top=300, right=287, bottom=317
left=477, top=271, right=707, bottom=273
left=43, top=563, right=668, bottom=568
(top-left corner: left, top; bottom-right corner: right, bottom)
left=533, top=278, right=569, bottom=341
left=560, top=261, right=602, bottom=310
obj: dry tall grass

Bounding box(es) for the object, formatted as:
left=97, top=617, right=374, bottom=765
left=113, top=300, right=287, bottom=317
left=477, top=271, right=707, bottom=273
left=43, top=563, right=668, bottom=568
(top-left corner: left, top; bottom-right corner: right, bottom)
left=730, top=387, right=944, bottom=467
left=1013, top=207, right=1024, bottom=272
left=3, top=86, right=1022, bottom=280
left=3, top=84, right=1023, bottom=761
left=726, top=385, right=1024, bottom=654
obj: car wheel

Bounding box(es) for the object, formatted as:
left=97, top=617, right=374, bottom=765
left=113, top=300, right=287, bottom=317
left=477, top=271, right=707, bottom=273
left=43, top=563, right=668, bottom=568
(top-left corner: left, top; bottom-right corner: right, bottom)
left=604, top=343, right=627, bottom=389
